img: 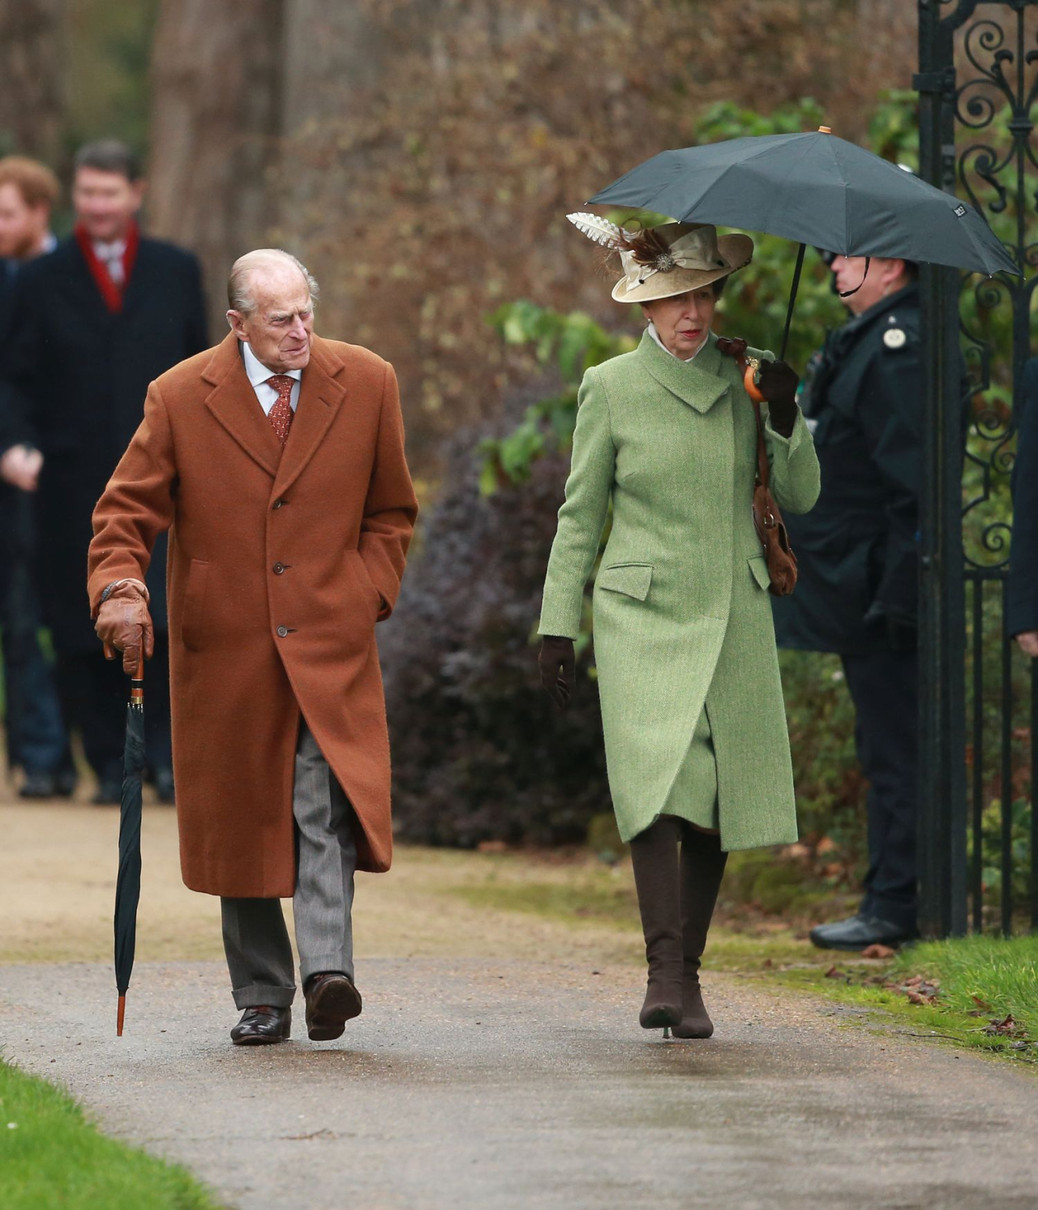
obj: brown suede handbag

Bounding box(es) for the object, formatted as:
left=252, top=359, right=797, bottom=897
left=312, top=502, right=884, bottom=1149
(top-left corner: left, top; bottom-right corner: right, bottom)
left=716, top=337, right=798, bottom=597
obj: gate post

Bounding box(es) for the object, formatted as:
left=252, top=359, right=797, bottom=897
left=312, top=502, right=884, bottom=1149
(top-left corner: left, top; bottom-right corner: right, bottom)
left=915, top=0, right=972, bottom=937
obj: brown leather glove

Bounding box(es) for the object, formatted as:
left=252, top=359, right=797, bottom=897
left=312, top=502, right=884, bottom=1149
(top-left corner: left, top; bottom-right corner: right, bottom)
left=538, top=636, right=575, bottom=712
left=757, top=359, right=800, bottom=437
left=95, top=580, right=154, bottom=675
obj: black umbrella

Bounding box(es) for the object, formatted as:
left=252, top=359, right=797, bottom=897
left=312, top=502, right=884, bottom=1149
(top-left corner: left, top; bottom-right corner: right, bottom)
left=114, top=654, right=145, bottom=1036
left=589, top=127, right=1020, bottom=356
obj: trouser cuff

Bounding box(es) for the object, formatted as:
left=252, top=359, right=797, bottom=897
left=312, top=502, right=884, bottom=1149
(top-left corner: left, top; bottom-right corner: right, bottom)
left=232, top=982, right=296, bottom=1010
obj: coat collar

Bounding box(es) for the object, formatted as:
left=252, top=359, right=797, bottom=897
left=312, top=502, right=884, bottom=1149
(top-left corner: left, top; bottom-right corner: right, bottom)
left=202, top=333, right=348, bottom=486
left=636, top=329, right=730, bottom=414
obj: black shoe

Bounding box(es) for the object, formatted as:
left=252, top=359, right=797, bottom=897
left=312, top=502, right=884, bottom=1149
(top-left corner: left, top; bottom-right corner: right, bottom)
left=54, top=768, right=77, bottom=797
left=304, top=972, right=362, bottom=1041
left=230, top=1005, right=291, bottom=1045
left=154, top=767, right=175, bottom=804
left=19, top=771, right=72, bottom=799
left=809, top=913, right=918, bottom=951
left=91, top=778, right=122, bottom=806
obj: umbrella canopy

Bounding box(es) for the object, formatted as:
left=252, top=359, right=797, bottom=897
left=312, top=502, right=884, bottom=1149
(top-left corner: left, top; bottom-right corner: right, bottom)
left=114, top=657, right=145, bottom=1036
left=589, top=129, right=1018, bottom=277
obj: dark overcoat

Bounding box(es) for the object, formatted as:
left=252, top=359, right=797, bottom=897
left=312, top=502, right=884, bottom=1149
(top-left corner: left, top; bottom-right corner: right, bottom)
left=88, top=333, right=417, bottom=897
left=1007, top=357, right=1038, bottom=637
left=772, top=285, right=922, bottom=654
left=1, top=236, right=208, bottom=648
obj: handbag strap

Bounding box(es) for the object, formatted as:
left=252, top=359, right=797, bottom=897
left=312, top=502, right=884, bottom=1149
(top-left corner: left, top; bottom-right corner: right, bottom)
left=715, top=336, right=770, bottom=490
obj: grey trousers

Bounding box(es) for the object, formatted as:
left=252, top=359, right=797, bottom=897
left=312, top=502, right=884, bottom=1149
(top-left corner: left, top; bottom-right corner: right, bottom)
left=220, top=720, right=357, bottom=1010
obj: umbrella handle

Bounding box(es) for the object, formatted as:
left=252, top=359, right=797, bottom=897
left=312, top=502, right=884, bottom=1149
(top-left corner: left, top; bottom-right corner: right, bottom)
left=743, top=358, right=766, bottom=404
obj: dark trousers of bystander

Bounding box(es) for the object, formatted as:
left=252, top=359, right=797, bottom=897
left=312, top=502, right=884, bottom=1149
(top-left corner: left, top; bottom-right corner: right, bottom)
left=840, top=646, right=919, bottom=932
left=54, top=636, right=173, bottom=794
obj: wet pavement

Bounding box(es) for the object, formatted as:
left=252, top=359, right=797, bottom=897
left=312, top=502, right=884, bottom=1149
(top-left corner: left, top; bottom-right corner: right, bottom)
left=2, top=955, right=1037, bottom=1210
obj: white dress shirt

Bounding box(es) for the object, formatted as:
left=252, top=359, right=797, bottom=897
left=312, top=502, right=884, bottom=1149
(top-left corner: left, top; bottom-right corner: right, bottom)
left=241, top=342, right=302, bottom=415
left=92, top=238, right=127, bottom=285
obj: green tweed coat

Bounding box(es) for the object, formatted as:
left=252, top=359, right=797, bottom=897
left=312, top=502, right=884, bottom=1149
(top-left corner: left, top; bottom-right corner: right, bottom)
left=539, top=330, right=821, bottom=850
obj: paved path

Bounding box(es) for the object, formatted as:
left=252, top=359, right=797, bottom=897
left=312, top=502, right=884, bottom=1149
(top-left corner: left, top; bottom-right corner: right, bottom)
left=2, top=802, right=1037, bottom=1209
left=2, top=956, right=1037, bottom=1210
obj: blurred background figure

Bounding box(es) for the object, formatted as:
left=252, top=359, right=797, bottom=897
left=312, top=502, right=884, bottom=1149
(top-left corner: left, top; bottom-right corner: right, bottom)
left=0, top=139, right=208, bottom=804
left=1008, top=356, right=1038, bottom=659
left=772, top=254, right=923, bottom=951
left=0, top=155, right=75, bottom=799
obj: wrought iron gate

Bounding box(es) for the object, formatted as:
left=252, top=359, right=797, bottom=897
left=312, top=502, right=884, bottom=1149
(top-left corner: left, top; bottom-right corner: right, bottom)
left=917, top=0, right=1038, bottom=936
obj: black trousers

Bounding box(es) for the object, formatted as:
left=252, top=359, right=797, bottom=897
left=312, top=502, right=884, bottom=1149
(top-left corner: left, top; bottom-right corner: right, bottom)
left=54, top=636, right=173, bottom=785
left=841, top=647, right=918, bottom=931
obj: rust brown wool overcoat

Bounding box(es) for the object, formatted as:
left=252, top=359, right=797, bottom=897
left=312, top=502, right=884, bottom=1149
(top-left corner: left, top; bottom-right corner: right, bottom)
left=88, top=333, right=417, bottom=898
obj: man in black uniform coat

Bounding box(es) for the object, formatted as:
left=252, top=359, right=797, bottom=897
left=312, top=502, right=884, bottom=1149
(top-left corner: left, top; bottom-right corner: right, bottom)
left=1008, top=358, right=1038, bottom=658
left=772, top=254, right=922, bottom=950
left=0, top=140, right=208, bottom=802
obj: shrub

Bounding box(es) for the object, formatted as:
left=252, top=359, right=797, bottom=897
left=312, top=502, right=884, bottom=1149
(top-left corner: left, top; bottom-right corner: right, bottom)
left=382, top=425, right=610, bottom=848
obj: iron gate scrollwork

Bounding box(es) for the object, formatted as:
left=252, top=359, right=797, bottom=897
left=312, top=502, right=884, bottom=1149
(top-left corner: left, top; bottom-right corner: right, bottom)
left=917, top=0, right=1038, bottom=936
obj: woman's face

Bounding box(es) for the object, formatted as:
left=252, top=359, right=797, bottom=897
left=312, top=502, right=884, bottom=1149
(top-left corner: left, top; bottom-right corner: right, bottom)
left=641, top=287, right=717, bottom=360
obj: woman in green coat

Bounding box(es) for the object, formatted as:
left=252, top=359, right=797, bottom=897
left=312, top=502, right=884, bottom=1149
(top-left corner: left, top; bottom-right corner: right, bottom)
left=538, top=218, right=820, bottom=1038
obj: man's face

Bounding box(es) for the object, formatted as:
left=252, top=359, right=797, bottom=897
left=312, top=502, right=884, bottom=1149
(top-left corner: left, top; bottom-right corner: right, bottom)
left=831, top=255, right=905, bottom=317
left=0, top=183, right=50, bottom=259
left=227, top=267, right=315, bottom=373
left=72, top=166, right=144, bottom=243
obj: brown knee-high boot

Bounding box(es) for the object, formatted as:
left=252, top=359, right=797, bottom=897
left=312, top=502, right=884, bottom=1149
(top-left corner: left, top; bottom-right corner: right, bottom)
left=629, top=817, right=683, bottom=1031
left=673, top=825, right=728, bottom=1039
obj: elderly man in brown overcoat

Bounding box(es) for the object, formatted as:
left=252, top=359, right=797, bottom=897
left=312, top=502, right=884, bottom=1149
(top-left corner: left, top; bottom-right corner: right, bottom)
left=88, top=248, right=417, bottom=1046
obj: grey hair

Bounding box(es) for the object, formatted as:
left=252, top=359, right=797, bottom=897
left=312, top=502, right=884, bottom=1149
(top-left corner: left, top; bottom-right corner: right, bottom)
left=227, top=249, right=320, bottom=315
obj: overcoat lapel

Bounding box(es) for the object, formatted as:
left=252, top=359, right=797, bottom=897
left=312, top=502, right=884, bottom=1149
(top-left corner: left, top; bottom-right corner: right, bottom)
left=640, top=331, right=729, bottom=414
left=203, top=334, right=281, bottom=478
left=272, top=337, right=347, bottom=498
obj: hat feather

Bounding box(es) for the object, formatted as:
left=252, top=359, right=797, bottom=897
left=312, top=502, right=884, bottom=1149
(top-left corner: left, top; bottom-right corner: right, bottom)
left=566, top=211, right=629, bottom=250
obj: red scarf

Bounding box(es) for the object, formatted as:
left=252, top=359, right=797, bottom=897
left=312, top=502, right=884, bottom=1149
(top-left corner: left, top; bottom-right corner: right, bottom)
left=74, top=222, right=140, bottom=314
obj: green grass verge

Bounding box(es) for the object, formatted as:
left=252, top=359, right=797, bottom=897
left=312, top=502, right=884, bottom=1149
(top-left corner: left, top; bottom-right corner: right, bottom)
left=776, top=934, right=1038, bottom=1065
left=0, top=1058, right=225, bottom=1210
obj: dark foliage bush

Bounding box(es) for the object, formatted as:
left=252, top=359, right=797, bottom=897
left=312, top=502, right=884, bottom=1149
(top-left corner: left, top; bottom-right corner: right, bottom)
left=381, top=429, right=610, bottom=848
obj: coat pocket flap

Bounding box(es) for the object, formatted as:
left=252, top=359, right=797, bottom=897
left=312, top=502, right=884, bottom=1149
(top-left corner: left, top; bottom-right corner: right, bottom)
left=748, top=553, right=771, bottom=591
left=597, top=562, right=653, bottom=600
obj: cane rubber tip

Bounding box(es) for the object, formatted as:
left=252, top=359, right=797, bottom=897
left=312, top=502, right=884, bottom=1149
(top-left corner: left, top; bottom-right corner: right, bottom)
left=817, top=125, right=832, bottom=134
left=117, top=994, right=126, bottom=1037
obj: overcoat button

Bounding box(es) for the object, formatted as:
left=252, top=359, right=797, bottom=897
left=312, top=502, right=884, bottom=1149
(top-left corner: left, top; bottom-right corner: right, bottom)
left=276, top=625, right=289, bottom=637
left=273, top=562, right=285, bottom=574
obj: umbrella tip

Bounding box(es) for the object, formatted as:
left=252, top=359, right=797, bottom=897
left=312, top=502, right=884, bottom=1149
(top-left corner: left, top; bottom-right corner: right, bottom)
left=818, top=126, right=833, bottom=135
left=117, top=994, right=126, bottom=1037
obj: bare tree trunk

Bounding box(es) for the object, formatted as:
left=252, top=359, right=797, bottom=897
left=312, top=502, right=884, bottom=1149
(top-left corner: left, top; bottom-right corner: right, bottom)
left=146, top=0, right=286, bottom=333
left=0, top=0, right=66, bottom=163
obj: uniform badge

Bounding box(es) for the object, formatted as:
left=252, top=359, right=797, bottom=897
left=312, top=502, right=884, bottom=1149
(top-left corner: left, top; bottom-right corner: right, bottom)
left=883, top=327, right=907, bottom=349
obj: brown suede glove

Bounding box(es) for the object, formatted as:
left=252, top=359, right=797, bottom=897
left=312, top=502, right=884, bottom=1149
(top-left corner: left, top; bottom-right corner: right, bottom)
left=538, top=635, right=575, bottom=712
left=757, top=359, right=800, bottom=437
left=95, top=580, right=154, bottom=675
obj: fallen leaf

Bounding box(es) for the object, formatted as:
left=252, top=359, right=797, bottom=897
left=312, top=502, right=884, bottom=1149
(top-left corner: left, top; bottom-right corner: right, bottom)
left=861, top=944, right=895, bottom=960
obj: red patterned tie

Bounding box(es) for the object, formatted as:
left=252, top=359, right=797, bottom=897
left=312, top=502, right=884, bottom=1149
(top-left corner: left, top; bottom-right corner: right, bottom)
left=266, top=375, right=295, bottom=446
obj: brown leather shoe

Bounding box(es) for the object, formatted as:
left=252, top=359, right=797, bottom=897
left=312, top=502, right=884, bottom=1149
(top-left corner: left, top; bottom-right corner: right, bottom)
left=230, top=1005, right=291, bottom=1045
left=304, top=972, right=362, bottom=1041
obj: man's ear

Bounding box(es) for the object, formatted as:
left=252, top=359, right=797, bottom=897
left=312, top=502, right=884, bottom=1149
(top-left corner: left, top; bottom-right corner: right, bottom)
left=227, top=310, right=247, bottom=339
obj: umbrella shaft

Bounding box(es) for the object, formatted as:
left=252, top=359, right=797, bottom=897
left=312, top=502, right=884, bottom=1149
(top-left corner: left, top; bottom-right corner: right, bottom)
left=779, top=242, right=806, bottom=363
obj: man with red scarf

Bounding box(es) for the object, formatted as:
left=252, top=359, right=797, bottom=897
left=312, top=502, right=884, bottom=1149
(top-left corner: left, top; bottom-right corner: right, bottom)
left=0, top=140, right=207, bottom=803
